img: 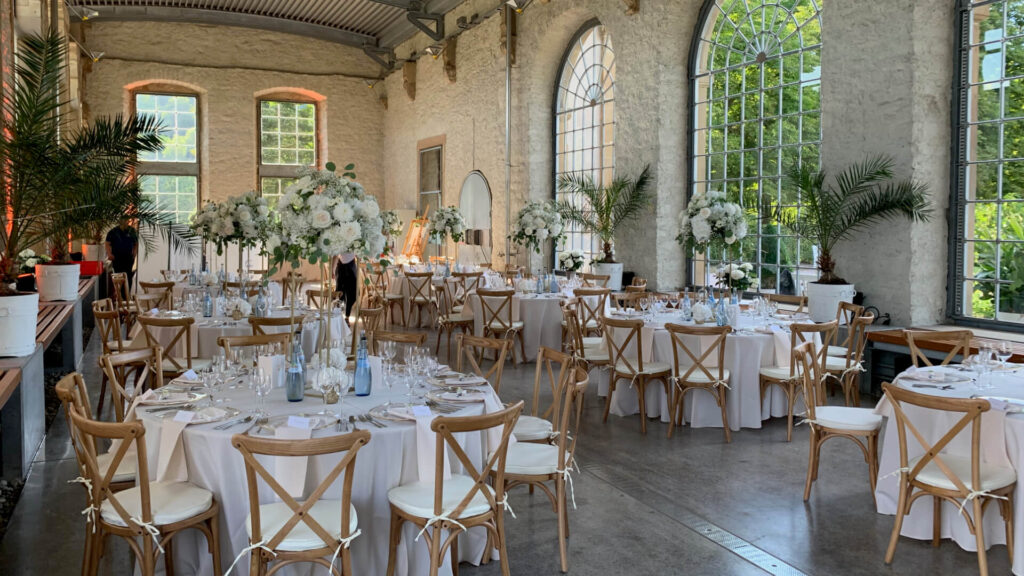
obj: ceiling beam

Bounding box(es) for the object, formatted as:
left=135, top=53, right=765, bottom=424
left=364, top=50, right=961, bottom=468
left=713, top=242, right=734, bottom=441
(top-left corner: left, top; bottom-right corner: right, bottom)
left=72, top=6, right=379, bottom=48
left=375, top=0, right=463, bottom=49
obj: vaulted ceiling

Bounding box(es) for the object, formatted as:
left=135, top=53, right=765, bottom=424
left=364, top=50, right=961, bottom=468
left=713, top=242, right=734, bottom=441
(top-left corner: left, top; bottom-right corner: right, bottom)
left=67, top=0, right=464, bottom=63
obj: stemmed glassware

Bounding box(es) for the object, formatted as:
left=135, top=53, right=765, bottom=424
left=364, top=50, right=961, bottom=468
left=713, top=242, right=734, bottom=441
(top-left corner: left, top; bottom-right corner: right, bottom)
left=997, top=341, right=1013, bottom=369
left=253, top=367, right=272, bottom=420
left=379, top=340, right=396, bottom=390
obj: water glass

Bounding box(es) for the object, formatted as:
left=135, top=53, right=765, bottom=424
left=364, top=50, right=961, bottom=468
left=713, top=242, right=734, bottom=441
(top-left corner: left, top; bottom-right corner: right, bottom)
left=997, top=341, right=1013, bottom=367
left=253, top=367, right=272, bottom=419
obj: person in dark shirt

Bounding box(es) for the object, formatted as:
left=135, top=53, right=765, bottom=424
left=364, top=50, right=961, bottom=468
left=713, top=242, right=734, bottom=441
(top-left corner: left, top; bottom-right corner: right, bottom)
left=105, top=220, right=138, bottom=289
left=334, top=253, right=357, bottom=317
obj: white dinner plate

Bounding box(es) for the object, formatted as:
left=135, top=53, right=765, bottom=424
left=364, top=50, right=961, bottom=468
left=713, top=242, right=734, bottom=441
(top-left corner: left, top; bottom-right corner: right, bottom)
left=161, top=406, right=239, bottom=425
left=899, top=370, right=972, bottom=384
left=250, top=413, right=339, bottom=434
left=427, top=389, right=486, bottom=403
left=428, top=374, right=487, bottom=387
left=141, top=391, right=206, bottom=406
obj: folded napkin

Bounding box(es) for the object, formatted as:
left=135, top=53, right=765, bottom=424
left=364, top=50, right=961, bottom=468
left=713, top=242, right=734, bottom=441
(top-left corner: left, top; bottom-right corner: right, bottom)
left=770, top=326, right=791, bottom=367
left=276, top=421, right=314, bottom=497
left=107, top=389, right=155, bottom=457
left=156, top=411, right=192, bottom=482
left=369, top=355, right=383, bottom=388
left=482, top=390, right=518, bottom=454
left=413, top=405, right=452, bottom=482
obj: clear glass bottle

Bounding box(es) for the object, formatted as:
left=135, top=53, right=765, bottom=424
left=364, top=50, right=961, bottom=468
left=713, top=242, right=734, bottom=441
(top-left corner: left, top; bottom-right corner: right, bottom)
left=286, top=337, right=304, bottom=402
left=254, top=284, right=268, bottom=317
left=715, top=293, right=729, bottom=326
left=202, top=287, right=213, bottom=318
left=354, top=335, right=371, bottom=396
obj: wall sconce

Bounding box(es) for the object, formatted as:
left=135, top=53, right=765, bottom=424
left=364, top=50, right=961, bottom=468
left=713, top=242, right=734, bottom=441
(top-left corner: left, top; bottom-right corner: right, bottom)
left=505, top=0, right=532, bottom=14
left=424, top=44, right=444, bottom=59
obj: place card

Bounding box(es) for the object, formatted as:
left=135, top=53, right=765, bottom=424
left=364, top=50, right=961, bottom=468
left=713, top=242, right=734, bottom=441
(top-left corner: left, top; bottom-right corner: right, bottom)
left=287, top=415, right=313, bottom=429
left=411, top=405, right=432, bottom=418
left=181, top=369, right=199, bottom=381
left=149, top=308, right=160, bottom=315
left=173, top=410, right=196, bottom=423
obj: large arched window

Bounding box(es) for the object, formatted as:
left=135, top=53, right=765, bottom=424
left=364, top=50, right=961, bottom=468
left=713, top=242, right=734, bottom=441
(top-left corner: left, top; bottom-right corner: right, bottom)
left=691, top=0, right=822, bottom=293
left=950, top=1, right=1024, bottom=329
left=554, top=22, right=615, bottom=266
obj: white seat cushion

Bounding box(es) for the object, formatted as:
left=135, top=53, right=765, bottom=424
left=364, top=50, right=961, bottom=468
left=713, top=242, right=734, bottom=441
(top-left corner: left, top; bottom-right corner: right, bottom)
left=908, top=454, right=1016, bottom=493
left=442, top=312, right=474, bottom=323
left=614, top=360, right=670, bottom=376
left=487, top=321, right=524, bottom=331
left=246, top=500, right=358, bottom=552
left=582, top=349, right=609, bottom=363
left=388, top=474, right=494, bottom=519
left=100, top=481, right=213, bottom=527
left=582, top=336, right=603, bottom=348
left=812, top=406, right=882, bottom=432
left=452, top=305, right=464, bottom=313
left=385, top=294, right=404, bottom=301
left=825, top=357, right=856, bottom=372
left=513, top=416, right=553, bottom=442
left=503, top=442, right=562, bottom=476
left=97, top=451, right=138, bottom=483
left=162, top=357, right=212, bottom=373
left=411, top=296, right=435, bottom=304
left=677, top=368, right=730, bottom=385
left=760, top=366, right=802, bottom=380
left=826, top=345, right=848, bottom=358
left=582, top=319, right=600, bottom=330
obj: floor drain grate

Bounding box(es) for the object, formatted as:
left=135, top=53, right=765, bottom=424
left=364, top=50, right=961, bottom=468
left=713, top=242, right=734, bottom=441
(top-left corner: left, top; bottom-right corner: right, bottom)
left=581, top=463, right=809, bottom=576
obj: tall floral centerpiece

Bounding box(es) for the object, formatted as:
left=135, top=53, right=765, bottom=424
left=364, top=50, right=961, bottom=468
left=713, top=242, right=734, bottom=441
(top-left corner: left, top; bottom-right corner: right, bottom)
left=715, top=262, right=757, bottom=294
left=221, top=191, right=272, bottom=286
left=380, top=209, right=404, bottom=261
left=676, top=190, right=747, bottom=288
left=190, top=201, right=228, bottom=271
left=511, top=200, right=565, bottom=274
left=266, top=162, right=385, bottom=370
left=557, top=250, right=585, bottom=280
left=427, top=205, right=466, bottom=266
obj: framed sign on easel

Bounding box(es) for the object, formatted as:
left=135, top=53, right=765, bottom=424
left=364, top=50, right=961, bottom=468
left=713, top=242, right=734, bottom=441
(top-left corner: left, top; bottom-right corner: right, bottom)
left=402, top=213, right=430, bottom=261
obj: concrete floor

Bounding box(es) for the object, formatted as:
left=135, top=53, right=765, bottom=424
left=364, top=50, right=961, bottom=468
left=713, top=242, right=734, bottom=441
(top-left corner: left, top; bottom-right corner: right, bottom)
left=0, top=328, right=1010, bottom=575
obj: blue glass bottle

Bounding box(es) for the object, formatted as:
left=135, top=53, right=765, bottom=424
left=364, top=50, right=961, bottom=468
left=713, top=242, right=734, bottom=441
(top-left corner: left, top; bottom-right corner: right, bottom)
left=254, top=284, right=268, bottom=317
left=202, top=287, right=213, bottom=318
left=354, top=336, right=371, bottom=396
left=715, top=293, right=729, bottom=326
left=286, top=337, right=304, bottom=402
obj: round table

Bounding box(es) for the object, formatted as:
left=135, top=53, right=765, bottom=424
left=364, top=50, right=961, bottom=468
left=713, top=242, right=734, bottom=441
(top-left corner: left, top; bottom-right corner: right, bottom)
left=875, top=364, right=1024, bottom=575
left=136, top=382, right=494, bottom=576
left=596, top=312, right=810, bottom=430
left=143, top=308, right=347, bottom=361
left=464, top=292, right=567, bottom=362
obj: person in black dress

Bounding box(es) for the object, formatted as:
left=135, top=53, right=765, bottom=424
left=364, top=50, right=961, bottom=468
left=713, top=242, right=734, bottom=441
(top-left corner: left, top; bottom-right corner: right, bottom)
left=335, top=254, right=357, bottom=317
left=105, top=220, right=138, bottom=289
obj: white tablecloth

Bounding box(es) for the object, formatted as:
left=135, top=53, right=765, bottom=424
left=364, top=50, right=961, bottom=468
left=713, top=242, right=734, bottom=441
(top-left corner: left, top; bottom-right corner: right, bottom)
left=137, top=383, right=495, bottom=576
left=143, top=308, right=346, bottom=361
left=875, top=365, right=1024, bottom=574
left=596, top=312, right=808, bottom=430
left=464, top=293, right=566, bottom=362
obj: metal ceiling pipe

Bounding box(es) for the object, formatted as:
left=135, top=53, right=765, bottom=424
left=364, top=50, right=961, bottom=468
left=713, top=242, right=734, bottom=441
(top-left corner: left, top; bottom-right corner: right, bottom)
left=504, top=6, right=512, bottom=272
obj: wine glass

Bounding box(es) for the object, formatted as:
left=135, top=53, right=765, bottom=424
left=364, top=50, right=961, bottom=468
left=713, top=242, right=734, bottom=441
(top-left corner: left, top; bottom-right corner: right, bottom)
left=997, top=341, right=1013, bottom=368
left=668, top=294, right=679, bottom=310
left=316, top=365, right=337, bottom=415
left=253, top=367, right=272, bottom=420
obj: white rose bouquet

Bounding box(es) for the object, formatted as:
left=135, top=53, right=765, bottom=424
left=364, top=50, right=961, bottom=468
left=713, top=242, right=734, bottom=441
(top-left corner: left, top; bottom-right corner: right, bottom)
left=676, top=190, right=747, bottom=254
left=381, top=210, right=404, bottom=241
left=511, top=200, right=565, bottom=254
left=190, top=201, right=225, bottom=253
left=265, top=163, right=386, bottom=272
left=17, top=249, right=50, bottom=273
left=221, top=191, right=272, bottom=251
left=691, top=301, right=715, bottom=324
left=223, top=297, right=252, bottom=317
left=715, top=262, right=757, bottom=292
left=427, top=205, right=467, bottom=244
left=557, top=250, right=586, bottom=272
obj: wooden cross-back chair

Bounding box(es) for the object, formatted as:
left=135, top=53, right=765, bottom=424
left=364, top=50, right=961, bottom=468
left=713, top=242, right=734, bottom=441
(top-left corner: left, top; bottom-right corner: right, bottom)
left=573, top=287, right=609, bottom=337
left=476, top=289, right=525, bottom=364
left=498, top=367, right=589, bottom=572
left=232, top=430, right=371, bottom=576
left=904, top=329, right=974, bottom=368
left=349, top=306, right=385, bottom=361
left=248, top=315, right=304, bottom=343
left=368, top=330, right=427, bottom=355
left=513, top=346, right=573, bottom=444
left=601, top=317, right=671, bottom=435
left=377, top=267, right=407, bottom=327
left=453, top=271, right=483, bottom=304
left=664, top=323, right=733, bottom=442
left=758, top=320, right=838, bottom=442
left=111, top=272, right=136, bottom=331
left=403, top=271, right=437, bottom=327
left=456, top=333, right=512, bottom=394
left=93, top=304, right=144, bottom=419
left=139, top=281, right=175, bottom=309
left=436, top=279, right=473, bottom=362
left=280, top=272, right=305, bottom=306
left=160, top=270, right=188, bottom=281
left=385, top=401, right=523, bottom=576
left=824, top=313, right=876, bottom=406
left=136, top=315, right=210, bottom=377
left=882, top=383, right=1015, bottom=576
left=795, top=342, right=881, bottom=503
left=100, top=347, right=165, bottom=422
left=560, top=302, right=608, bottom=369
left=217, top=333, right=291, bottom=363
left=135, top=292, right=169, bottom=314
left=306, top=288, right=344, bottom=310
left=766, top=293, right=808, bottom=315
left=581, top=273, right=609, bottom=288
left=827, top=300, right=866, bottom=357
left=67, top=410, right=222, bottom=576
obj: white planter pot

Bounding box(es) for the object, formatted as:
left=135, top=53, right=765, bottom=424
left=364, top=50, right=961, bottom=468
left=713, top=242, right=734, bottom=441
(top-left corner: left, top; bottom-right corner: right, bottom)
left=0, top=292, right=39, bottom=357
left=805, top=282, right=856, bottom=323
left=82, top=243, right=104, bottom=262
left=36, top=263, right=80, bottom=302
left=591, top=262, right=624, bottom=291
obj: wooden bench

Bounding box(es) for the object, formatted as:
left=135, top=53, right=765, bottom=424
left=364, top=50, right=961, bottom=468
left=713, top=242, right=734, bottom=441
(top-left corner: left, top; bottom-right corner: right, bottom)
left=35, top=304, right=73, bottom=349
left=867, top=327, right=1024, bottom=362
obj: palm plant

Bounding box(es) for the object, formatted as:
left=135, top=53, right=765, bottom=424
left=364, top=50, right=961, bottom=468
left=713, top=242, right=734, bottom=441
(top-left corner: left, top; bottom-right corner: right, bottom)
left=555, top=165, right=653, bottom=263
left=0, top=31, right=195, bottom=291
left=765, top=155, right=933, bottom=284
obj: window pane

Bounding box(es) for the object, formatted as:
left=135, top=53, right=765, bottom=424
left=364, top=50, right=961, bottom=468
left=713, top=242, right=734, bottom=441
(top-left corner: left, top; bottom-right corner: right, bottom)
left=260, top=100, right=317, bottom=167
left=958, top=0, right=1024, bottom=325
left=691, top=0, right=823, bottom=293
left=140, top=175, right=198, bottom=225
left=135, top=94, right=197, bottom=163
left=554, top=25, right=615, bottom=266
left=260, top=177, right=295, bottom=210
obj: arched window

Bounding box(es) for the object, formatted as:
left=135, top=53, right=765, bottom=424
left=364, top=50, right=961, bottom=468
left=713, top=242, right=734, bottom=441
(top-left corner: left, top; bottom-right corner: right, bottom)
left=951, top=1, right=1024, bottom=329
left=691, top=0, right=822, bottom=293
left=554, top=22, right=615, bottom=266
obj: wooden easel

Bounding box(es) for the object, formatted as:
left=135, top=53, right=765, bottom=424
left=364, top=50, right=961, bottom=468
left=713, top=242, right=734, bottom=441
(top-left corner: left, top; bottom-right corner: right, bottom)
left=402, top=213, right=430, bottom=261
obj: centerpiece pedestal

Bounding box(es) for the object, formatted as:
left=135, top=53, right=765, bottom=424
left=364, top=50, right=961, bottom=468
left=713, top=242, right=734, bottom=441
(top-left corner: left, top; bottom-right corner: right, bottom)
left=591, top=262, right=623, bottom=291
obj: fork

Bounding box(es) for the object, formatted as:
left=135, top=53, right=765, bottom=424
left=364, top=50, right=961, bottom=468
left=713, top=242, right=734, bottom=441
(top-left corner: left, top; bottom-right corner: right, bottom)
left=146, top=402, right=196, bottom=414
left=360, top=414, right=385, bottom=428
left=215, top=415, right=252, bottom=430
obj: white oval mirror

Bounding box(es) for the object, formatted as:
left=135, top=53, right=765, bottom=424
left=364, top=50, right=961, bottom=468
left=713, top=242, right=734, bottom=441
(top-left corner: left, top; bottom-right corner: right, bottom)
left=459, top=171, right=491, bottom=264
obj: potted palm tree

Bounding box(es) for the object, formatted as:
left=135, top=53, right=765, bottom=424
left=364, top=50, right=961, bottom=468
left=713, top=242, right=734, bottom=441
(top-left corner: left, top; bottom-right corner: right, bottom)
left=0, top=31, right=194, bottom=353
left=555, top=165, right=653, bottom=290
left=766, top=155, right=932, bottom=321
